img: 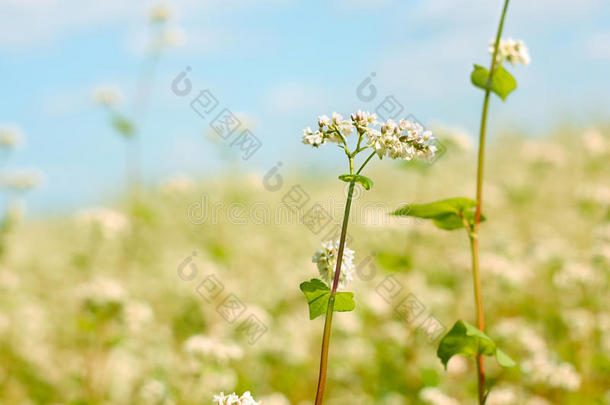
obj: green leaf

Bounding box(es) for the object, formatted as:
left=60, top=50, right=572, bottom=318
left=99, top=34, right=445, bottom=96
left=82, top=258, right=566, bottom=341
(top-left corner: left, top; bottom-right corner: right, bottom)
left=391, top=197, right=484, bottom=231
left=437, top=320, right=516, bottom=369
left=111, top=114, right=136, bottom=137
left=299, top=278, right=355, bottom=320
left=338, top=174, right=373, bottom=190
left=471, top=64, right=517, bottom=101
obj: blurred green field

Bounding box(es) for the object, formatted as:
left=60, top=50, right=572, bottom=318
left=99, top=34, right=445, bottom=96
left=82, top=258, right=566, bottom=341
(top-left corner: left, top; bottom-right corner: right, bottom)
left=1, top=126, right=609, bottom=405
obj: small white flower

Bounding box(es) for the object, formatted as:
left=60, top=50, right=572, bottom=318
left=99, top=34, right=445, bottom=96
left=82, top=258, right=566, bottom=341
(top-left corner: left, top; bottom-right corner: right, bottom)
left=0, top=124, right=24, bottom=149
left=213, top=391, right=260, bottom=405
left=93, top=85, right=123, bottom=107
left=312, top=240, right=355, bottom=289
left=489, top=38, right=531, bottom=66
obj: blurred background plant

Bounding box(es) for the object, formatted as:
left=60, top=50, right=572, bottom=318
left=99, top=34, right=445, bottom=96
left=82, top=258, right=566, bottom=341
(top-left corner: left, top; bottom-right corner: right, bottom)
left=0, top=1, right=609, bottom=404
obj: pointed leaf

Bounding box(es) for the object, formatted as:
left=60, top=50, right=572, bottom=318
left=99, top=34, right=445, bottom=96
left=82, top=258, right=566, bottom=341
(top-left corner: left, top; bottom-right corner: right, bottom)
left=299, top=278, right=355, bottom=320
left=391, top=197, right=484, bottom=231
left=338, top=174, right=373, bottom=190
left=471, top=64, right=517, bottom=101
left=437, top=320, right=516, bottom=369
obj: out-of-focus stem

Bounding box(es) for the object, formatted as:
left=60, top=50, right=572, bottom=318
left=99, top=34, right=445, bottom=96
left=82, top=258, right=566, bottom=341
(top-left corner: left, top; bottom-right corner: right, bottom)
left=471, top=1, right=510, bottom=403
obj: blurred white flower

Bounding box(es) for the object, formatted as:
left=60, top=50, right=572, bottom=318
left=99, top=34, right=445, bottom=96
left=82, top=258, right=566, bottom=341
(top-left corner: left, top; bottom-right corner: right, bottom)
left=76, top=277, right=127, bottom=307
left=76, top=208, right=129, bottom=238
left=139, top=379, right=167, bottom=403
left=312, top=240, right=355, bottom=289
left=0, top=124, right=24, bottom=150
left=486, top=385, right=517, bottom=405
left=522, top=140, right=565, bottom=166
left=160, top=173, right=196, bottom=194
left=213, top=391, right=260, bottom=405
left=522, top=353, right=581, bottom=391
left=581, top=127, right=607, bottom=155
left=0, top=169, right=43, bottom=192
left=432, top=124, right=473, bottom=152
left=124, top=300, right=154, bottom=333
left=258, top=393, right=290, bottom=405
left=93, top=85, right=123, bottom=107
left=161, top=27, right=187, bottom=48
left=552, top=262, right=601, bottom=288
left=490, top=38, right=531, bottom=66
left=446, top=356, right=468, bottom=376
left=419, top=387, right=460, bottom=405
left=184, top=335, right=243, bottom=363
left=150, top=4, right=173, bottom=23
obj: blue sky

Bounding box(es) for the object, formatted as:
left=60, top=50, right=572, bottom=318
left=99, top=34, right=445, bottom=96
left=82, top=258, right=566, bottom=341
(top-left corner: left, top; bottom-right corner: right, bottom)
left=1, top=0, right=609, bottom=214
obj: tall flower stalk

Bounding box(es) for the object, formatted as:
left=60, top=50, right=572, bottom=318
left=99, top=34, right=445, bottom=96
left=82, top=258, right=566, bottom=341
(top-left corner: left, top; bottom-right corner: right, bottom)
left=300, top=111, right=437, bottom=404
left=392, top=1, right=529, bottom=403
left=470, top=1, right=511, bottom=401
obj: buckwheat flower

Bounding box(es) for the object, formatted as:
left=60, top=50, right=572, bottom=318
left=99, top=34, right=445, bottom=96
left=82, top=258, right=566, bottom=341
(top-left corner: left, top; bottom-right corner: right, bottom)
left=213, top=391, right=260, bottom=405
left=489, top=38, right=531, bottom=66
left=302, top=126, right=325, bottom=147
left=93, top=85, right=123, bottom=107
left=312, top=240, right=355, bottom=289
left=367, top=119, right=436, bottom=160
left=0, top=124, right=23, bottom=150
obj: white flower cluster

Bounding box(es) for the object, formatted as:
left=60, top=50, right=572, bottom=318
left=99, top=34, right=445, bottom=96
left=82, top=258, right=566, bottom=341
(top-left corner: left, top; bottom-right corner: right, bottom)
left=76, top=208, right=130, bottom=238
left=367, top=118, right=436, bottom=160
left=312, top=240, right=355, bottom=289
left=302, top=111, right=437, bottom=161
left=302, top=112, right=355, bottom=147
left=213, top=391, right=260, bottom=405
left=489, top=38, right=531, bottom=66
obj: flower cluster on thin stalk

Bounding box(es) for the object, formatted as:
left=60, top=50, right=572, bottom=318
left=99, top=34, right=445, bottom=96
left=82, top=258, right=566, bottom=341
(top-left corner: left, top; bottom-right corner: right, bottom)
left=300, top=110, right=436, bottom=405
left=489, top=37, right=530, bottom=66
left=303, top=111, right=437, bottom=161
left=389, top=3, right=530, bottom=405
left=312, top=240, right=355, bottom=289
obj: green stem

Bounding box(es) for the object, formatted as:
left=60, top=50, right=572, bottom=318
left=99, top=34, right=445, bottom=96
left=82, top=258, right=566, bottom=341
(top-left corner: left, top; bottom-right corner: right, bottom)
left=356, top=151, right=376, bottom=175
left=471, top=1, right=510, bottom=403
left=314, top=159, right=356, bottom=405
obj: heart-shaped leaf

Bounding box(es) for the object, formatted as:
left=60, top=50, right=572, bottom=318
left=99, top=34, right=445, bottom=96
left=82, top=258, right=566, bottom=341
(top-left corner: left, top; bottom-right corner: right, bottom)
left=391, top=197, right=484, bottom=231
left=299, top=278, right=355, bottom=320
left=338, top=174, right=373, bottom=190
left=437, top=320, right=516, bottom=369
left=471, top=64, right=517, bottom=101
